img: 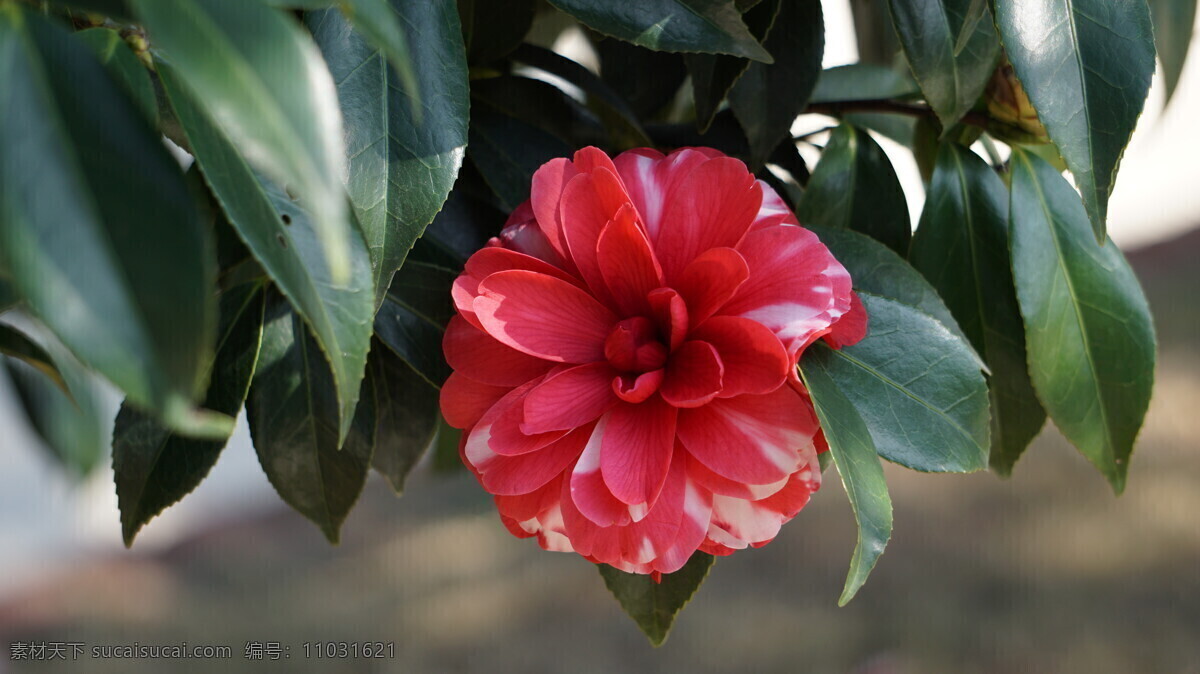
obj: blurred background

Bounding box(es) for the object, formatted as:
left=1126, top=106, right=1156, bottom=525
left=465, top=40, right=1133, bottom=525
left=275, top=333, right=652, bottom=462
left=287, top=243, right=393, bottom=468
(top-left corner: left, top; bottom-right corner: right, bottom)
left=1, top=1, right=1198, bottom=672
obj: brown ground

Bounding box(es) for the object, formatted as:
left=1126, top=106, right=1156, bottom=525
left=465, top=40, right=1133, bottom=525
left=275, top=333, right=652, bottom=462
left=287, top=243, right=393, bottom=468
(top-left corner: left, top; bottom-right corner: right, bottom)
left=0, top=230, right=1197, bottom=674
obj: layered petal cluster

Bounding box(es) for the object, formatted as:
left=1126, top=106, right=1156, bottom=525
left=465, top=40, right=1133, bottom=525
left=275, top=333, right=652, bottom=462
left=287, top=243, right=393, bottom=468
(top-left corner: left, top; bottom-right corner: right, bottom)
left=442, top=147, right=866, bottom=575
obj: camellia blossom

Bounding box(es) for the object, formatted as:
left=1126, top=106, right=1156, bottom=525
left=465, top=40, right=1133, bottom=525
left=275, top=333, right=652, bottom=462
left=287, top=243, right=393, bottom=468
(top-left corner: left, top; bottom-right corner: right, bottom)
left=441, top=146, right=867, bottom=576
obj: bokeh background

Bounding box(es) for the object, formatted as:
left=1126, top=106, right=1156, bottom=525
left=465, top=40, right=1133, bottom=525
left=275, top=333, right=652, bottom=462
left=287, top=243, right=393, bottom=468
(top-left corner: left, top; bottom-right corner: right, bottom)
left=2, top=1, right=1198, bottom=672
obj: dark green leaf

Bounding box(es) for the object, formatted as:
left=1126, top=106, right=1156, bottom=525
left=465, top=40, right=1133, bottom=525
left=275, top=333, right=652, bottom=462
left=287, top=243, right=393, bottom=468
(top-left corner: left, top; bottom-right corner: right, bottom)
left=161, top=63, right=375, bottom=446
left=1008, top=150, right=1155, bottom=493
left=309, top=1, right=469, bottom=310
left=800, top=347, right=892, bottom=605
left=113, top=283, right=266, bottom=546
left=431, top=414, right=465, bottom=473
left=471, top=75, right=606, bottom=147
left=809, top=63, right=918, bottom=103
left=386, top=261, right=458, bottom=327
left=338, top=0, right=420, bottom=102
left=796, top=124, right=911, bottom=254
left=128, top=0, right=354, bottom=281
left=4, top=331, right=108, bottom=477
left=889, top=0, right=1000, bottom=129
left=995, top=0, right=1155, bottom=240
left=408, top=187, right=503, bottom=269
left=54, top=0, right=133, bottom=21
left=247, top=292, right=376, bottom=543
left=469, top=103, right=572, bottom=212
left=0, top=8, right=224, bottom=438
left=374, top=282, right=452, bottom=388
left=816, top=293, right=990, bottom=472
left=0, top=322, right=67, bottom=393
left=686, top=0, right=779, bottom=133
left=599, top=553, right=714, bottom=646
left=369, top=339, right=439, bottom=493
left=593, top=35, right=688, bottom=119
left=0, top=277, right=16, bottom=312
left=457, top=0, right=536, bottom=63
left=910, top=144, right=1045, bottom=474
left=548, top=0, right=773, bottom=62
left=1149, top=0, right=1198, bottom=103
left=73, top=27, right=157, bottom=123
left=730, top=0, right=824, bottom=166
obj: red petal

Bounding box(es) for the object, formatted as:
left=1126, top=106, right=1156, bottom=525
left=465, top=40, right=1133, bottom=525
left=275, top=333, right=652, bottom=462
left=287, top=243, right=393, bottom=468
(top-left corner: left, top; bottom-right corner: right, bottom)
left=521, top=362, right=619, bottom=434
left=612, top=369, right=665, bottom=403
left=647, top=287, right=689, bottom=351
left=691, top=316, right=789, bottom=397
left=823, top=290, right=868, bottom=348
left=660, top=340, right=725, bottom=408
left=706, top=452, right=820, bottom=549
left=597, top=204, right=664, bottom=316
left=612, top=148, right=711, bottom=244
left=475, top=270, right=617, bottom=363
left=686, top=454, right=789, bottom=500
left=453, top=247, right=582, bottom=328
left=443, top=315, right=553, bottom=387
left=440, top=371, right=510, bottom=430
left=476, top=426, right=589, bottom=496
left=495, top=474, right=562, bottom=522
left=530, top=157, right=577, bottom=262
left=560, top=167, right=631, bottom=304
left=677, top=386, right=817, bottom=485
left=570, top=418, right=644, bottom=527
left=750, top=181, right=799, bottom=231
left=464, top=381, right=567, bottom=462
left=655, top=157, right=762, bottom=281
left=675, top=247, right=750, bottom=327
left=601, top=397, right=678, bottom=506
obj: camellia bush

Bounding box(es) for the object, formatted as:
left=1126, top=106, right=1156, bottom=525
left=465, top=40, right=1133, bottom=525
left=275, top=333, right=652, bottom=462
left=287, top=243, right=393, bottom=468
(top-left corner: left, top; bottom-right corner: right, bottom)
left=0, top=0, right=1177, bottom=644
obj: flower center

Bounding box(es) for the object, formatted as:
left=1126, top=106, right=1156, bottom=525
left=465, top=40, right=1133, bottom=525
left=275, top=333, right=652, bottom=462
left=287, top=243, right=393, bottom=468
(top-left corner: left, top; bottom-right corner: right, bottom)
left=604, top=316, right=668, bottom=373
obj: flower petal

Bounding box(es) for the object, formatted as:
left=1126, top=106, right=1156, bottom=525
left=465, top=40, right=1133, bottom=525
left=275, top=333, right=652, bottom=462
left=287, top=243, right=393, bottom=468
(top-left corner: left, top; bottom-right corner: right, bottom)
left=522, top=362, right=620, bottom=434
left=706, top=448, right=820, bottom=549
left=475, top=270, right=617, bottom=363
left=655, top=157, right=763, bottom=280
left=647, top=287, right=689, bottom=351
left=677, top=386, right=818, bottom=485
left=530, top=157, right=577, bottom=261
left=686, top=453, right=790, bottom=500
left=476, top=426, right=590, bottom=496
left=601, top=398, right=678, bottom=506
left=750, top=180, right=799, bottom=231
left=613, top=368, right=665, bottom=403
left=443, top=315, right=554, bottom=387
left=560, top=167, right=632, bottom=304
left=597, top=204, right=664, bottom=316
left=570, top=417, right=646, bottom=527
left=823, top=290, right=868, bottom=348
left=453, top=247, right=582, bottom=328
left=675, top=247, right=750, bottom=327
left=660, top=340, right=725, bottom=408
left=612, top=148, right=712, bottom=244
left=691, top=316, right=789, bottom=397
left=440, top=371, right=510, bottom=430
left=464, top=380, right=568, bottom=461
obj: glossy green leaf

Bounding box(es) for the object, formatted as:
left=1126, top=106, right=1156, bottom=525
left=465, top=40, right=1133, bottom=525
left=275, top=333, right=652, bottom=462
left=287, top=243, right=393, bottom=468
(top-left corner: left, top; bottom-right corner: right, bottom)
left=805, top=224, right=971, bottom=349
left=369, top=338, right=439, bottom=494
left=161, top=63, right=374, bottom=446
left=73, top=27, right=156, bottom=123
left=458, top=0, right=536, bottom=63
left=0, top=277, right=16, bottom=312
left=55, top=0, right=133, bottom=20
left=686, top=0, right=778, bottom=133
left=1008, top=150, right=1155, bottom=493
left=599, top=553, right=714, bottom=646
left=4, top=331, right=108, bottom=478
left=374, top=264, right=454, bottom=388
left=247, top=293, right=376, bottom=543
left=338, top=0, right=419, bottom=102
left=594, top=36, right=688, bottom=119
left=889, top=0, right=1000, bottom=130
left=471, top=76, right=606, bottom=148
left=816, top=293, right=991, bottom=472
left=408, top=188, right=503, bottom=269
left=796, top=124, right=911, bottom=254
left=730, top=0, right=824, bottom=166
left=0, top=322, right=67, bottom=394
left=469, top=104, right=572, bottom=212
left=548, top=0, right=773, bottom=62
left=995, top=0, right=1155, bottom=240
left=1149, top=0, right=1198, bottom=102
left=113, top=283, right=266, bottom=546
left=0, top=8, right=224, bottom=438
left=128, top=0, right=354, bottom=281
left=910, top=144, right=1045, bottom=474
left=800, top=347, right=892, bottom=605
left=809, top=63, right=919, bottom=103
left=309, top=1, right=468, bottom=310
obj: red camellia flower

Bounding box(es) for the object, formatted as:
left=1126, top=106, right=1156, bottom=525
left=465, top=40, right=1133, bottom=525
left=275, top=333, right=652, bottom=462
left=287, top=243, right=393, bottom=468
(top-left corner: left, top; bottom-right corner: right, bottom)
left=441, top=146, right=867, bottom=576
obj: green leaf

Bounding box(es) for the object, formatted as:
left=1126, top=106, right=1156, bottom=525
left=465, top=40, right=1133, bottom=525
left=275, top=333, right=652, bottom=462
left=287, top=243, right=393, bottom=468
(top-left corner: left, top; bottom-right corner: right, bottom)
left=809, top=63, right=919, bottom=103
left=337, top=0, right=420, bottom=104
left=408, top=187, right=503, bottom=269
left=0, top=8, right=224, bottom=438
left=0, top=322, right=67, bottom=394
left=599, top=553, right=715, bottom=646
left=128, top=0, right=354, bottom=282
left=308, top=0, right=469, bottom=310
left=54, top=0, right=133, bottom=21
left=995, top=0, right=1155, bottom=240
left=1149, top=0, right=1198, bottom=103
left=374, top=264, right=454, bottom=388
left=547, top=0, right=773, bottom=62
left=800, top=346, right=893, bottom=605
left=0, top=277, right=16, bottom=313
left=161, top=63, right=375, bottom=447
left=457, top=0, right=536, bottom=63
left=471, top=75, right=606, bottom=148
left=3, top=330, right=108, bottom=478
left=594, top=35, right=688, bottom=119
left=729, top=0, right=823, bottom=166
left=796, top=124, right=911, bottom=255
left=1008, top=149, right=1155, bottom=493
left=910, top=144, right=1044, bottom=474
left=804, top=223, right=971, bottom=349
left=888, top=0, right=1000, bottom=130
left=386, top=260, right=458, bottom=326
left=368, top=338, right=439, bottom=494
left=247, top=292, right=376, bottom=543
left=469, top=104, right=572, bottom=212
left=816, top=293, right=990, bottom=472
left=686, top=0, right=778, bottom=133
left=72, top=27, right=157, bottom=124
left=113, top=283, right=266, bottom=546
